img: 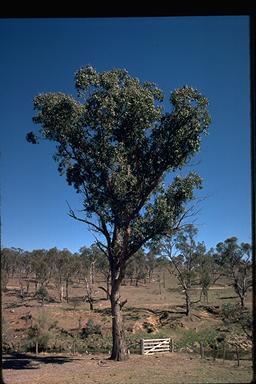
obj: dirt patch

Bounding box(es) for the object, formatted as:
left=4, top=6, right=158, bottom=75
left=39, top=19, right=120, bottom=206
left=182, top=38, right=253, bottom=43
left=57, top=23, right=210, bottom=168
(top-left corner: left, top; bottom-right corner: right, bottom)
left=2, top=352, right=253, bottom=384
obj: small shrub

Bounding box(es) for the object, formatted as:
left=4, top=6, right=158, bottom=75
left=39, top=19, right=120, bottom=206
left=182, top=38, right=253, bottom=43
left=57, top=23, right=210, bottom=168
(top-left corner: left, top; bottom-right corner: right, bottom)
left=221, top=303, right=239, bottom=323
left=176, top=328, right=219, bottom=350
left=24, top=310, right=58, bottom=352
left=24, top=332, right=50, bottom=352
left=220, top=303, right=252, bottom=339
left=35, top=286, right=49, bottom=304
left=84, top=334, right=111, bottom=353
left=2, top=317, right=14, bottom=353
left=80, top=319, right=102, bottom=339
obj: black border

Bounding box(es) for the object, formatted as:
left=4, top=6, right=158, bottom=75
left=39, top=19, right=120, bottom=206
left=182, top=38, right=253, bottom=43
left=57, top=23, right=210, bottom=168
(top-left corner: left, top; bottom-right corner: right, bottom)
left=1, top=6, right=255, bottom=383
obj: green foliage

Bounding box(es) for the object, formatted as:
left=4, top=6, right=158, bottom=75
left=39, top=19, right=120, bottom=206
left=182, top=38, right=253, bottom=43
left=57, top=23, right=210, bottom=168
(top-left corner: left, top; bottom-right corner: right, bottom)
left=28, top=66, right=210, bottom=258
left=215, top=237, right=251, bottom=269
left=30, top=249, right=52, bottom=286
left=215, top=238, right=252, bottom=307
left=161, top=225, right=202, bottom=310
left=221, top=303, right=238, bottom=323
left=126, top=248, right=148, bottom=284
left=80, top=319, right=102, bottom=339
left=24, top=310, right=58, bottom=352
left=25, top=332, right=50, bottom=352
left=2, top=317, right=13, bottom=353
left=220, top=303, right=252, bottom=339
left=83, top=334, right=111, bottom=353
left=176, top=328, right=219, bottom=349
left=35, top=286, right=49, bottom=304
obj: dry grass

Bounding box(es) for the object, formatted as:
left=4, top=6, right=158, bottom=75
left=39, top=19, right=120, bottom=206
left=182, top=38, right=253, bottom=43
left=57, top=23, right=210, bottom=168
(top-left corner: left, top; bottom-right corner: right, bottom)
left=2, top=275, right=253, bottom=384
left=2, top=352, right=253, bottom=384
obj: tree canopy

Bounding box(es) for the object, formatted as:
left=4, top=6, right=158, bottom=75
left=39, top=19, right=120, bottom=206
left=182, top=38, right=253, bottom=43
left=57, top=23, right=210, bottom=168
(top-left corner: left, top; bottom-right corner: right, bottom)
left=27, top=65, right=210, bottom=258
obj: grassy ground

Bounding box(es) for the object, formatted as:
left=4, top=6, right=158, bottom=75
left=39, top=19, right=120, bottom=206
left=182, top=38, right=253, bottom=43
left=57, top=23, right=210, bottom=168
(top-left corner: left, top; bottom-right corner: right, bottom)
left=2, top=352, right=253, bottom=384
left=2, top=275, right=253, bottom=383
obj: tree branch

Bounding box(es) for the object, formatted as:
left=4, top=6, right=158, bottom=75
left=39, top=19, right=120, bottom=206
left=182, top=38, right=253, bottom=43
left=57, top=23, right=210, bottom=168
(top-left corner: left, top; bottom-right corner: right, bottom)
left=120, top=299, right=128, bottom=309
left=66, top=201, right=105, bottom=234
left=98, top=286, right=110, bottom=297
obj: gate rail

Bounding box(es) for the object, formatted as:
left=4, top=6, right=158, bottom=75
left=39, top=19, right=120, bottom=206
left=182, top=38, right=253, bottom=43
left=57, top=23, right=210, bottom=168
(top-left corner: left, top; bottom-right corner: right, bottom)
left=140, top=338, right=172, bottom=355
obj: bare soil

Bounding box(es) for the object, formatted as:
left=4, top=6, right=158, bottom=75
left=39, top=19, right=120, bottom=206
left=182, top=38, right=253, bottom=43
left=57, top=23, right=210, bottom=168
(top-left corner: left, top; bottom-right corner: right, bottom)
left=2, top=275, right=253, bottom=383
left=2, top=352, right=253, bottom=384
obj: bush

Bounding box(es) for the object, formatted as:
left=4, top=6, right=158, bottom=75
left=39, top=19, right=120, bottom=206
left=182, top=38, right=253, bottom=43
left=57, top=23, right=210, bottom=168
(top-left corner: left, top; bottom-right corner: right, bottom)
left=80, top=319, right=102, bottom=339
left=220, top=303, right=252, bottom=339
left=221, top=303, right=239, bottom=323
left=24, top=332, right=50, bottom=352
left=2, top=317, right=14, bottom=353
left=35, top=286, right=49, bottom=304
left=175, top=328, right=219, bottom=350
left=24, top=310, right=58, bottom=352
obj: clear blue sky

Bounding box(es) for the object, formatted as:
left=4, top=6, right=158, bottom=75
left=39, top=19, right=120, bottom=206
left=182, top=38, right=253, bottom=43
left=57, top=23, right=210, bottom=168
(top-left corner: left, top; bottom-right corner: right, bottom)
left=0, top=16, right=251, bottom=253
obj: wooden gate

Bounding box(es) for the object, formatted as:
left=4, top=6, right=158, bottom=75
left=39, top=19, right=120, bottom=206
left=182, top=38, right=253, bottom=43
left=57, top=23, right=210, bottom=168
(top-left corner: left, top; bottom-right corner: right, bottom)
left=140, top=338, right=171, bottom=355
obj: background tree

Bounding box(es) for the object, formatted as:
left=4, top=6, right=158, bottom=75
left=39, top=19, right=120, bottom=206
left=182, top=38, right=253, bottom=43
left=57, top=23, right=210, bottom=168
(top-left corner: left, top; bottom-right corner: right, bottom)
left=79, top=245, right=98, bottom=285
left=11, top=248, right=26, bottom=298
left=61, top=249, right=80, bottom=303
left=1, top=248, right=14, bottom=291
left=161, top=225, right=202, bottom=316
left=125, top=249, right=147, bottom=287
left=30, top=249, right=52, bottom=293
left=145, top=245, right=158, bottom=282
left=221, top=303, right=252, bottom=340
left=215, top=237, right=252, bottom=308
left=79, top=245, right=98, bottom=308
left=95, top=246, right=111, bottom=300
left=52, top=248, right=68, bottom=302
left=27, top=65, right=210, bottom=360
left=197, top=247, right=223, bottom=304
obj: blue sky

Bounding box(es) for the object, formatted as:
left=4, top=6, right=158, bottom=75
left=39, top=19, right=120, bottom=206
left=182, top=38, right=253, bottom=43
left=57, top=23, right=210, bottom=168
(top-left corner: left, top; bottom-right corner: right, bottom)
left=0, top=17, right=251, bottom=253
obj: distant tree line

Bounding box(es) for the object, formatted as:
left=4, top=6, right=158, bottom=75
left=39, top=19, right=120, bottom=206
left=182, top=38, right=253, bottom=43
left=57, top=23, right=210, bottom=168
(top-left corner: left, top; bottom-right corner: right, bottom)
left=2, top=231, right=252, bottom=314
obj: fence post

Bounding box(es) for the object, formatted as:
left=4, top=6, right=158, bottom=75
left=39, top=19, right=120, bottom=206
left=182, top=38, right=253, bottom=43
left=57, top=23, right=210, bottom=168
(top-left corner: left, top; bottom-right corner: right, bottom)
left=35, top=341, right=38, bottom=355
left=200, top=341, right=204, bottom=359
left=235, top=345, right=240, bottom=367
left=140, top=339, right=144, bottom=355
left=170, top=338, right=174, bottom=352
left=222, top=342, right=226, bottom=363
left=213, top=342, right=217, bottom=362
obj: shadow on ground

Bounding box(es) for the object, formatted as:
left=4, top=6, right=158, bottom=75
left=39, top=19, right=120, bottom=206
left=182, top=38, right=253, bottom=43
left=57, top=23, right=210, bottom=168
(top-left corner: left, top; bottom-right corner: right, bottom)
left=2, top=352, right=77, bottom=370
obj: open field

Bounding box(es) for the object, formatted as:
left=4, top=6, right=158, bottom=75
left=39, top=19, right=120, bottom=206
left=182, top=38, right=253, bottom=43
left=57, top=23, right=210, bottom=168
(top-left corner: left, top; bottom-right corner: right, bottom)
left=2, top=352, right=253, bottom=384
left=2, top=274, right=253, bottom=384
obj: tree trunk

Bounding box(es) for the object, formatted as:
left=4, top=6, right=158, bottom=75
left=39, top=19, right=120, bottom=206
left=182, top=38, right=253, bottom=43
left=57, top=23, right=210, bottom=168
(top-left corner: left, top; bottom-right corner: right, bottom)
left=109, top=227, right=130, bottom=361
left=60, top=285, right=64, bottom=302
left=66, top=281, right=69, bottom=303
left=240, top=295, right=245, bottom=308
left=185, top=291, right=191, bottom=317
left=159, top=278, right=162, bottom=295
left=89, top=299, right=94, bottom=311
left=106, top=275, right=110, bottom=300
left=26, top=280, right=30, bottom=294
left=90, top=261, right=95, bottom=284
left=205, top=290, right=209, bottom=304
left=110, top=284, right=128, bottom=361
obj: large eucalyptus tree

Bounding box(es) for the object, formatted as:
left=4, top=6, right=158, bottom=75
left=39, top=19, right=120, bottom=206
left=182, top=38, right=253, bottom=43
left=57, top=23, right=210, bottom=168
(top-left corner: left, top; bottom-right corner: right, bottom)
left=27, top=65, right=210, bottom=360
